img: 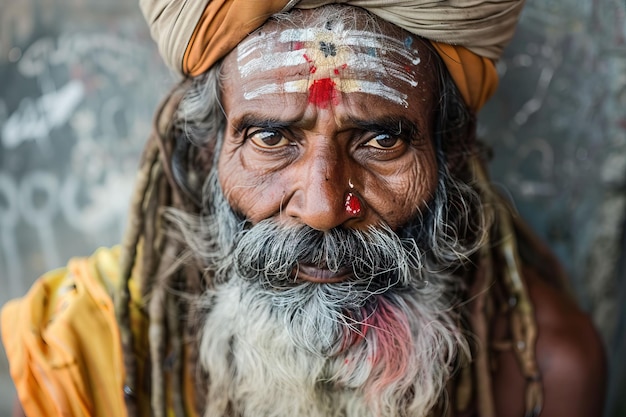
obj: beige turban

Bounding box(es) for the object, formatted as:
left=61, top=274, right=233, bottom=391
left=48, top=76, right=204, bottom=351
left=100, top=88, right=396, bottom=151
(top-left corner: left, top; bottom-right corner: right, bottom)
left=140, top=0, right=525, bottom=111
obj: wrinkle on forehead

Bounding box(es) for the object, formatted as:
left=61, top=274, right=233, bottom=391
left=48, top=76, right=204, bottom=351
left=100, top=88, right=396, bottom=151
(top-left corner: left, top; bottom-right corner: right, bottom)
left=235, top=21, right=422, bottom=108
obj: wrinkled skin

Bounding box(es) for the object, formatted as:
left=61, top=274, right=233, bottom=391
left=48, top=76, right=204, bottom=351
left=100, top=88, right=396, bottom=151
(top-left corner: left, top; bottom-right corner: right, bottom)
left=218, top=20, right=438, bottom=235
left=214, top=10, right=607, bottom=417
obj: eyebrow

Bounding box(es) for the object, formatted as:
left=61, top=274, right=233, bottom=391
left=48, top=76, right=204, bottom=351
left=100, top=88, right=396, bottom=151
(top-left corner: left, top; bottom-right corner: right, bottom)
left=232, top=114, right=296, bottom=134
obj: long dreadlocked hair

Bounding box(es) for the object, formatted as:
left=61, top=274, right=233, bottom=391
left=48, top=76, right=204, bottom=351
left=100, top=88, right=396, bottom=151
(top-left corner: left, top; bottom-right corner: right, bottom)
left=114, top=62, right=225, bottom=417
left=115, top=6, right=552, bottom=417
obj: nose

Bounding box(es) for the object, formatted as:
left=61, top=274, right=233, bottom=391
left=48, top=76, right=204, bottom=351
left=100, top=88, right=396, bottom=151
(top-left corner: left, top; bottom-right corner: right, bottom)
left=284, top=150, right=358, bottom=231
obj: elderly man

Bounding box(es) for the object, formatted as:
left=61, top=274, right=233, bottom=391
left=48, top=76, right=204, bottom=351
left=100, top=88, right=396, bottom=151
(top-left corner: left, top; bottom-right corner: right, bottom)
left=2, top=1, right=606, bottom=417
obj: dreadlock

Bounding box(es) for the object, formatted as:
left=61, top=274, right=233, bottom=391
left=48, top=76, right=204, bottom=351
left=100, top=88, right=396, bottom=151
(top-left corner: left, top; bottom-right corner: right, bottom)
left=114, top=8, right=549, bottom=416
left=115, top=59, right=224, bottom=417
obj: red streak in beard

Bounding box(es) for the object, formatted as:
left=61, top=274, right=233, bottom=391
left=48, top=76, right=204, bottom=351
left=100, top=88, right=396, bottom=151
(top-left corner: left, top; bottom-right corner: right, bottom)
left=308, top=77, right=337, bottom=108
left=361, top=299, right=411, bottom=396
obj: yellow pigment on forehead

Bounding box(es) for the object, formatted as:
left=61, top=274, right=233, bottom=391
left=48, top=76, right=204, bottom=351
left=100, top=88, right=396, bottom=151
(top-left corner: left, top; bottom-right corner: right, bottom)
left=236, top=23, right=420, bottom=108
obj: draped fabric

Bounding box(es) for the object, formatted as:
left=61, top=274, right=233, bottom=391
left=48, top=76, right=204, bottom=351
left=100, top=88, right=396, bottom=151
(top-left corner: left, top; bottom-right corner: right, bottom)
left=1, top=247, right=146, bottom=417
left=139, top=0, right=524, bottom=110
left=292, top=0, right=525, bottom=60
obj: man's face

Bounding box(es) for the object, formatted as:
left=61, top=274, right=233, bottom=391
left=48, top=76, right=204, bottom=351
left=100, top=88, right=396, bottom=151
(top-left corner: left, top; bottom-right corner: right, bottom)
left=196, top=14, right=473, bottom=415
left=218, top=14, right=439, bottom=279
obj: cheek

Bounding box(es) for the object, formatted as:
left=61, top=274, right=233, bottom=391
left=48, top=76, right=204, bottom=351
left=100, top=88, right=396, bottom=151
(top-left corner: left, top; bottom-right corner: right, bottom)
left=366, top=151, right=438, bottom=229
left=217, top=146, right=286, bottom=223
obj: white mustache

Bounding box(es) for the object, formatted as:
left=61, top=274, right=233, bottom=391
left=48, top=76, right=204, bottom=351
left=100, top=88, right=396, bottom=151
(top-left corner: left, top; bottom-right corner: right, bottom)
left=232, top=220, right=428, bottom=292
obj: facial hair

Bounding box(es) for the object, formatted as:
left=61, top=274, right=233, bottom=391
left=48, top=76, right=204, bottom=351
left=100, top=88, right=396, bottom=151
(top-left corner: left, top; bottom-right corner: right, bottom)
left=169, top=171, right=472, bottom=417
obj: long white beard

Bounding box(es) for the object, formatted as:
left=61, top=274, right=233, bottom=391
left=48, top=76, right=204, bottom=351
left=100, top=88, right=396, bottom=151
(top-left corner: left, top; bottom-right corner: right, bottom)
left=198, top=273, right=466, bottom=417
left=166, top=170, right=479, bottom=417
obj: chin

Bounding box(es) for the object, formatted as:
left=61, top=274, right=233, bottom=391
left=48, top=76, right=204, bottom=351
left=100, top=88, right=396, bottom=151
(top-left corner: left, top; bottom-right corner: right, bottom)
left=196, top=271, right=468, bottom=417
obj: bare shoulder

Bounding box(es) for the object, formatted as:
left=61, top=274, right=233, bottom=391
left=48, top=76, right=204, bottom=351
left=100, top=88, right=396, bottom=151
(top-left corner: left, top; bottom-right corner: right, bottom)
left=491, top=265, right=607, bottom=417
left=525, top=267, right=607, bottom=417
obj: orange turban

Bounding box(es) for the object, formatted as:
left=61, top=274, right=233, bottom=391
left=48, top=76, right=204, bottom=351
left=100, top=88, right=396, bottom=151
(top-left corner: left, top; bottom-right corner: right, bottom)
left=140, top=0, right=525, bottom=111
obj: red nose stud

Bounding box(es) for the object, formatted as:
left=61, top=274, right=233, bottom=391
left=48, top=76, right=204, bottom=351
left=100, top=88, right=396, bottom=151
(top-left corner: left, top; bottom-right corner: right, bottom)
left=345, top=192, right=362, bottom=216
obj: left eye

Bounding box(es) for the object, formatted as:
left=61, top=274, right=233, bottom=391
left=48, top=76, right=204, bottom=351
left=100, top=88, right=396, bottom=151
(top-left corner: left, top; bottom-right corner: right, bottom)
left=247, top=129, right=291, bottom=148
left=365, top=134, right=402, bottom=150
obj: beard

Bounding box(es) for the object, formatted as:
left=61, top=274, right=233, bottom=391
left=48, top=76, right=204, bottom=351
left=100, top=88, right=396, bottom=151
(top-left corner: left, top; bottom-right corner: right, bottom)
left=169, top=170, right=480, bottom=417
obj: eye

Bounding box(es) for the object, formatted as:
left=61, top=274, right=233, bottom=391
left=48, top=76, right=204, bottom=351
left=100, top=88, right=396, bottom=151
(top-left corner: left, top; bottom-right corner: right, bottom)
left=364, top=133, right=403, bottom=150
left=247, top=129, right=291, bottom=149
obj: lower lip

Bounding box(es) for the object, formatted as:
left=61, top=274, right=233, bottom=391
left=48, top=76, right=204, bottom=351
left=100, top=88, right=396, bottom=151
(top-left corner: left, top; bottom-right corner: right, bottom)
left=296, top=264, right=351, bottom=283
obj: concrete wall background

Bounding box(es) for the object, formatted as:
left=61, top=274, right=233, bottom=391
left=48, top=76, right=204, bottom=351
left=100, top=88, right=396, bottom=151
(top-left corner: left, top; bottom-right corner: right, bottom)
left=0, top=0, right=624, bottom=415
left=480, top=2, right=626, bottom=414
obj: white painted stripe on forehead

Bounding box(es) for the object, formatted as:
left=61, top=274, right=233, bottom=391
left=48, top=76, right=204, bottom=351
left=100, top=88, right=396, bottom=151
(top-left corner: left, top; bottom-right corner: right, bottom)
left=341, top=80, right=409, bottom=107
left=237, top=25, right=421, bottom=107
left=244, top=78, right=407, bottom=107
left=279, top=28, right=421, bottom=65
left=342, top=33, right=421, bottom=66
left=238, top=50, right=308, bottom=78
left=237, top=29, right=405, bottom=78
left=344, top=53, right=418, bottom=87
left=238, top=48, right=419, bottom=88
left=237, top=30, right=278, bottom=62
left=243, top=80, right=307, bottom=100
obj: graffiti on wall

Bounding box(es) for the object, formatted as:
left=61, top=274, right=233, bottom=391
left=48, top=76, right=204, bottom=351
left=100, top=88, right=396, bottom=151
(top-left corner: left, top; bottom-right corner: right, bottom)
left=0, top=0, right=171, bottom=299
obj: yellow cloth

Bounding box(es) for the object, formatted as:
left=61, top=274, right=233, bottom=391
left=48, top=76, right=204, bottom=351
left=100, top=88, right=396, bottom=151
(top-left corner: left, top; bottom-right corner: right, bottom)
left=140, top=0, right=524, bottom=111
left=1, top=247, right=130, bottom=417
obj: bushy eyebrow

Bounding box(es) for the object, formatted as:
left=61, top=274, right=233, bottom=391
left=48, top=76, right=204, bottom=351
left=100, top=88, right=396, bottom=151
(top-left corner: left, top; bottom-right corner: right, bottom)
left=232, top=114, right=295, bottom=134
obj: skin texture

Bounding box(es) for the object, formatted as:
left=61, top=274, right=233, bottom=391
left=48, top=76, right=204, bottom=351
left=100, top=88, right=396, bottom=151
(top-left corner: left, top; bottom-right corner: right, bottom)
left=491, top=266, right=607, bottom=417
left=218, top=19, right=439, bottom=237
left=10, top=9, right=607, bottom=417
left=216, top=11, right=607, bottom=416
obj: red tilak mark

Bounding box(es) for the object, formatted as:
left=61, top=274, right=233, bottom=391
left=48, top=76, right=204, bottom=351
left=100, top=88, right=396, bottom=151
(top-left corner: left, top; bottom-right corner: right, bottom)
left=294, top=41, right=304, bottom=50
left=302, top=53, right=317, bottom=73
left=344, top=192, right=361, bottom=216
left=309, top=78, right=337, bottom=108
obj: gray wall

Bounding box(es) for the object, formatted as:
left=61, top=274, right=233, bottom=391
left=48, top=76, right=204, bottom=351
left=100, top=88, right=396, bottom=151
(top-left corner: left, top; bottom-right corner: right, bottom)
left=0, top=0, right=624, bottom=416
left=481, top=2, right=626, bottom=414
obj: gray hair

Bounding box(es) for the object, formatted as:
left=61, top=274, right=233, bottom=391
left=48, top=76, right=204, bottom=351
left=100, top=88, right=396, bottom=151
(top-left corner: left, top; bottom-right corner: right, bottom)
left=164, top=6, right=487, bottom=417
left=170, top=8, right=485, bottom=270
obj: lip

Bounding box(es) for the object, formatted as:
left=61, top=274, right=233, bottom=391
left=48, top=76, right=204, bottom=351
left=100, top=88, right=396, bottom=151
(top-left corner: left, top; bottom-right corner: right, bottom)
left=295, top=263, right=351, bottom=283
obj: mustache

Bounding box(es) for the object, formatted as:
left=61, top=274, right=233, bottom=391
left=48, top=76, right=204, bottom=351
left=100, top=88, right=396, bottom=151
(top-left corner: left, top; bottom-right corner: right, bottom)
left=232, top=219, right=427, bottom=290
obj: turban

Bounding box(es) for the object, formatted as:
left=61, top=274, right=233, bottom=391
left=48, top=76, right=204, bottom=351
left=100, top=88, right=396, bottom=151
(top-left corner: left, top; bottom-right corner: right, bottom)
left=140, top=0, right=525, bottom=111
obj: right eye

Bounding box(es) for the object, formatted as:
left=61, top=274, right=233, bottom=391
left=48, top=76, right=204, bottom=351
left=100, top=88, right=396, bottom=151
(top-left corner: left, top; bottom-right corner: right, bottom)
left=247, top=129, right=291, bottom=148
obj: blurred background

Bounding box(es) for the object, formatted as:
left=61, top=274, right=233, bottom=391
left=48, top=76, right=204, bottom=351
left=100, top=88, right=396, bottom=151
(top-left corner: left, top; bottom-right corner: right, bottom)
left=0, top=0, right=624, bottom=415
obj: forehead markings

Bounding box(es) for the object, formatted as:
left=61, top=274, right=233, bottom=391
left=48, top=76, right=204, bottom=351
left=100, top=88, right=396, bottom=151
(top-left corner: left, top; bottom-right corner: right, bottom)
left=236, top=25, right=421, bottom=108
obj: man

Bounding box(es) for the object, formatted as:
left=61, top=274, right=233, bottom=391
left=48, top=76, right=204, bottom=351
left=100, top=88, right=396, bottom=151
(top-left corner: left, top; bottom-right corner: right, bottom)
left=2, top=1, right=606, bottom=417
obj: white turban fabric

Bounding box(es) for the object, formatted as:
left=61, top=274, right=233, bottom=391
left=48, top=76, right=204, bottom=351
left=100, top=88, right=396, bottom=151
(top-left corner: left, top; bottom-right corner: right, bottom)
left=291, top=0, right=524, bottom=60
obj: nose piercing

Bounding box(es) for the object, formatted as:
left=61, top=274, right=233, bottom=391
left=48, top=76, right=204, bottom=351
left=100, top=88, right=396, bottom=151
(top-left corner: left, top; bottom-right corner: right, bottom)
left=345, top=192, right=361, bottom=216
